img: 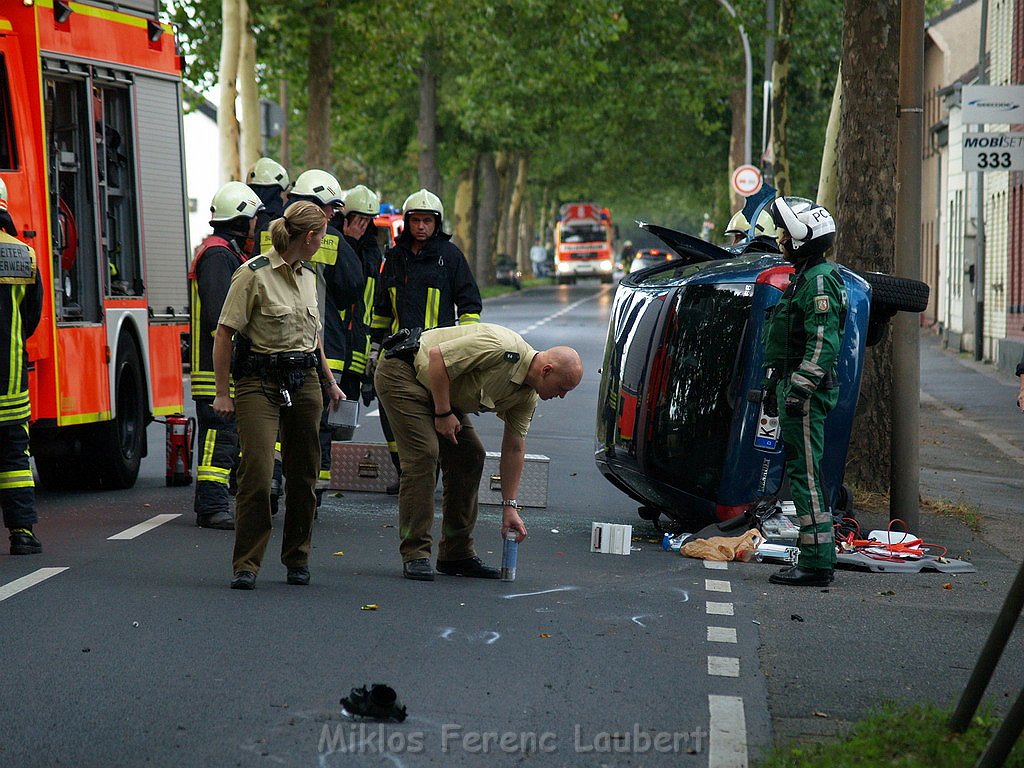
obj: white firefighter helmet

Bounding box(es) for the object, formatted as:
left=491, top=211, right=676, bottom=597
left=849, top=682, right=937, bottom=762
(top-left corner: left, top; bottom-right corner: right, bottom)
left=291, top=169, right=345, bottom=206
left=246, top=157, right=290, bottom=191
left=724, top=211, right=750, bottom=238
left=209, top=181, right=264, bottom=223
left=344, top=185, right=380, bottom=217
left=402, top=188, right=443, bottom=220
left=769, top=196, right=835, bottom=256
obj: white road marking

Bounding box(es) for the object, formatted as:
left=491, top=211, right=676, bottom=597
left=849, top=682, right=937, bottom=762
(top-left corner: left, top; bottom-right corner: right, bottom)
left=502, top=585, right=578, bottom=599
left=707, top=626, right=738, bottom=643
left=0, top=567, right=68, bottom=603
left=108, top=514, right=181, bottom=540
left=704, top=560, right=729, bottom=570
left=363, top=408, right=380, bottom=417
left=706, top=601, right=734, bottom=616
left=707, top=656, right=740, bottom=677
left=515, top=289, right=610, bottom=336
left=631, top=615, right=649, bottom=627
left=708, top=694, right=748, bottom=768
left=705, top=579, right=732, bottom=593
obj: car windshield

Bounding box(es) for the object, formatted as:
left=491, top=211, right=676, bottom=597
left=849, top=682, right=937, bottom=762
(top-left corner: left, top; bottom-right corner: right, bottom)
left=645, top=283, right=753, bottom=499
left=562, top=226, right=606, bottom=243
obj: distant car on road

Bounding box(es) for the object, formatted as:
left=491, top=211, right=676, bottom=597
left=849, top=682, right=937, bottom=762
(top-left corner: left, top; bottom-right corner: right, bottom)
left=628, top=248, right=676, bottom=273
left=495, top=255, right=522, bottom=289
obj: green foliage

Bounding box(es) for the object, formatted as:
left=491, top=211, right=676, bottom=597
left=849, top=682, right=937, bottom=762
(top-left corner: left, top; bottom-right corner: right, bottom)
left=756, top=701, right=1024, bottom=768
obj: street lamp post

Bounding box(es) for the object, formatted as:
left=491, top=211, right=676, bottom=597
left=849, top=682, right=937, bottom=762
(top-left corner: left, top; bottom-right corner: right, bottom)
left=717, top=0, right=753, bottom=166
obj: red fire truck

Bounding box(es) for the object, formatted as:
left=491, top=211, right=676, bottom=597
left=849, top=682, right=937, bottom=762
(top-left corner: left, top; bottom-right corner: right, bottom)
left=553, top=202, right=616, bottom=285
left=0, top=0, right=189, bottom=489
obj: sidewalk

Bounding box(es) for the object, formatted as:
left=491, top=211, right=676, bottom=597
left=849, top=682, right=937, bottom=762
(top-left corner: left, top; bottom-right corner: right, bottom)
left=751, top=329, right=1024, bottom=751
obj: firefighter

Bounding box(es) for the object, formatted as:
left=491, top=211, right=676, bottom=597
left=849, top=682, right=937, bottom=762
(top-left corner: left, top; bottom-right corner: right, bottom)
left=338, top=185, right=383, bottom=406
left=288, top=170, right=364, bottom=508
left=189, top=181, right=264, bottom=530
left=725, top=208, right=778, bottom=250
left=761, top=196, right=846, bottom=587
left=370, top=188, right=482, bottom=496
left=0, top=180, right=44, bottom=554
left=246, top=157, right=290, bottom=260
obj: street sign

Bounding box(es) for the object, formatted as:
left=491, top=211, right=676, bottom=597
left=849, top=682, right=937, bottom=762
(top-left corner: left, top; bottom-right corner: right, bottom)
left=962, top=132, right=1024, bottom=172
left=731, top=165, right=762, bottom=196
left=962, top=85, right=1024, bottom=124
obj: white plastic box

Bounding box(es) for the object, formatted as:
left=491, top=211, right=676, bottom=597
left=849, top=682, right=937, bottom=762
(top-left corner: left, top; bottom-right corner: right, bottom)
left=590, top=522, right=633, bottom=555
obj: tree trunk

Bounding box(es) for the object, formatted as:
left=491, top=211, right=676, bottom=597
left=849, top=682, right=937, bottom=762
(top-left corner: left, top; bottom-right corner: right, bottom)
left=837, top=0, right=900, bottom=493
left=493, top=151, right=511, bottom=257
left=475, top=152, right=499, bottom=287
left=729, top=87, right=746, bottom=213
left=217, top=0, right=241, bottom=182
left=817, top=65, right=842, bottom=211
left=417, top=42, right=442, bottom=195
left=452, top=156, right=478, bottom=262
left=771, top=0, right=794, bottom=196
left=306, top=1, right=333, bottom=169
left=507, top=154, right=528, bottom=269
left=238, top=1, right=260, bottom=172
left=278, top=78, right=289, bottom=169
left=522, top=194, right=537, bottom=276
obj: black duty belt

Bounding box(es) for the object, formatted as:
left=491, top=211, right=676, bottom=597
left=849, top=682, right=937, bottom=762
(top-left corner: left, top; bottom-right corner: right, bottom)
left=248, top=351, right=319, bottom=372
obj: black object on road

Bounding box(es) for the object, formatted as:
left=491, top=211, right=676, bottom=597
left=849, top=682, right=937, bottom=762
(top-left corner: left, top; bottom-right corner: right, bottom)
left=341, top=684, right=407, bottom=722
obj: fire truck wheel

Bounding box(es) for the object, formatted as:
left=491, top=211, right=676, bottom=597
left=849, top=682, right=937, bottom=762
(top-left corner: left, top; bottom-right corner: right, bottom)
left=93, top=336, right=146, bottom=489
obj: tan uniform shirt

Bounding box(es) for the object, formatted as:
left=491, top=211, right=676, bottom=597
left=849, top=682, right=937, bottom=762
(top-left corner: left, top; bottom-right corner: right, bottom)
left=218, top=250, right=321, bottom=354
left=412, top=323, right=539, bottom=437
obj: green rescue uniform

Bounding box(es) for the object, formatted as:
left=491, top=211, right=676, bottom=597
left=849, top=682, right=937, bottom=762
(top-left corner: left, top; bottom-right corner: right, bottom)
left=762, top=255, right=847, bottom=571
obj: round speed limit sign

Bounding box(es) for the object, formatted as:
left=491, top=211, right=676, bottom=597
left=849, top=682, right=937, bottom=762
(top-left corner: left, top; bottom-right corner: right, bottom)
left=731, top=165, right=763, bottom=197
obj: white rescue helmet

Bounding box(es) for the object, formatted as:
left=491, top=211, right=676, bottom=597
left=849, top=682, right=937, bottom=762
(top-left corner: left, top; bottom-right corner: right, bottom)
left=291, top=169, right=345, bottom=206
left=402, top=188, right=443, bottom=220
left=724, top=211, right=750, bottom=238
left=769, top=196, right=835, bottom=256
left=209, top=181, right=264, bottom=224
left=246, top=157, right=290, bottom=191
left=345, top=185, right=380, bottom=217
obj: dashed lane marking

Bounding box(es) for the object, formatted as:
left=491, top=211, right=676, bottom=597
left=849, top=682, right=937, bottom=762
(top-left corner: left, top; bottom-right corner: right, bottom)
left=706, top=601, right=734, bottom=616
left=705, top=578, right=732, bottom=593
left=704, top=560, right=729, bottom=570
left=515, top=288, right=610, bottom=336
left=707, top=626, right=738, bottom=643
left=708, top=694, right=748, bottom=768
left=0, top=567, right=69, bottom=603
left=707, top=656, right=740, bottom=677
left=108, top=514, right=181, bottom=540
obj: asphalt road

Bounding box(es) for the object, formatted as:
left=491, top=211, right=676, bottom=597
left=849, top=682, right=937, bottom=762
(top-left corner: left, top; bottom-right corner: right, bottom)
left=0, top=280, right=769, bottom=768
left=4, top=280, right=1021, bottom=767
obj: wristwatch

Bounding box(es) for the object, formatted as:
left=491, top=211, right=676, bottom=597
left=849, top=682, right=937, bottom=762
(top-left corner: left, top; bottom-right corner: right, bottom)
left=501, top=498, right=519, bottom=509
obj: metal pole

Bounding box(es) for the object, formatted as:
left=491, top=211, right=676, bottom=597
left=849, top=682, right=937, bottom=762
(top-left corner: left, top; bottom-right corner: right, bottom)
left=716, top=0, right=753, bottom=166
left=891, top=0, right=923, bottom=531
left=974, top=0, right=988, bottom=362
left=950, top=557, right=1024, bottom=732
left=762, top=0, right=775, bottom=184
left=976, top=684, right=1024, bottom=768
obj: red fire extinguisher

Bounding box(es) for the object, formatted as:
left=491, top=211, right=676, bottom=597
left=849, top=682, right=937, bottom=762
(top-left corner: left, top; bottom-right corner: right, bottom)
left=163, top=414, right=195, bottom=487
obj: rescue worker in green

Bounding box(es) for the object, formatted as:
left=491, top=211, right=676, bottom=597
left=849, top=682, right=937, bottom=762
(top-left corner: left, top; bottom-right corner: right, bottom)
left=761, top=196, right=846, bottom=587
left=189, top=181, right=264, bottom=530
left=0, top=180, right=44, bottom=555
left=370, top=189, right=482, bottom=495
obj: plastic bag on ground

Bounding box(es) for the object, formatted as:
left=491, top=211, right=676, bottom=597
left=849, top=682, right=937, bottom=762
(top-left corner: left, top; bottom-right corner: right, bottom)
left=680, top=528, right=764, bottom=561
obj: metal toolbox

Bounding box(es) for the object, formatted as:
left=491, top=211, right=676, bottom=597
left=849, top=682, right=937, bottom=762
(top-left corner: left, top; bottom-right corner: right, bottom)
left=329, top=442, right=397, bottom=493
left=478, top=451, right=550, bottom=509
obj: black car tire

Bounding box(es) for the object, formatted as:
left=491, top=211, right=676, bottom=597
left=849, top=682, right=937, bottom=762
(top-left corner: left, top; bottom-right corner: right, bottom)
left=857, top=271, right=930, bottom=313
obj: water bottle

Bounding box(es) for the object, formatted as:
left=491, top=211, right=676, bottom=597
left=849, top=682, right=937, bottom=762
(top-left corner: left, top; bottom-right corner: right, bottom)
left=501, top=530, right=519, bottom=581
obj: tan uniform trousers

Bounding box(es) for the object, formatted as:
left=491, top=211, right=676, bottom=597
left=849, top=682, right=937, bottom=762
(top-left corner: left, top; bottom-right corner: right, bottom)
left=375, top=357, right=486, bottom=563
left=232, top=372, right=322, bottom=574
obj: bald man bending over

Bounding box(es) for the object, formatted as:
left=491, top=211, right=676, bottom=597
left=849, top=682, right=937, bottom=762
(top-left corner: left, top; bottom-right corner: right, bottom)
left=375, top=322, right=583, bottom=581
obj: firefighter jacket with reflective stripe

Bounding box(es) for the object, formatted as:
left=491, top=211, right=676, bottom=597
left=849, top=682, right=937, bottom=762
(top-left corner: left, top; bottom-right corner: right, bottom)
left=250, top=186, right=285, bottom=260
left=0, top=232, right=42, bottom=425
left=762, top=256, right=847, bottom=398
left=321, top=226, right=365, bottom=373
left=370, top=230, right=482, bottom=340
left=342, top=228, right=384, bottom=375
left=189, top=232, right=246, bottom=400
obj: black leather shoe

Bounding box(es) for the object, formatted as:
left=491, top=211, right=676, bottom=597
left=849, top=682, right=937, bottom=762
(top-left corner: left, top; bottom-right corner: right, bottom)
left=230, top=571, right=256, bottom=590
left=769, top=565, right=834, bottom=587
left=436, top=556, right=501, bottom=579
left=402, top=558, right=434, bottom=581
left=9, top=528, right=41, bottom=555
left=287, top=566, right=310, bottom=586
left=197, top=511, right=235, bottom=530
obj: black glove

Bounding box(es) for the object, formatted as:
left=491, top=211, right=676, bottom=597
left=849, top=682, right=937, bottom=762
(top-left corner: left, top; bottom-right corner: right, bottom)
left=762, top=381, right=779, bottom=418
left=361, top=376, right=375, bottom=407
left=784, top=389, right=810, bottom=418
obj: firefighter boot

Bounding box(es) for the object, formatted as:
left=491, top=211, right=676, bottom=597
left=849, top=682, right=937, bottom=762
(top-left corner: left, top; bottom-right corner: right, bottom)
left=197, top=511, right=235, bottom=530
left=9, top=527, right=42, bottom=555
